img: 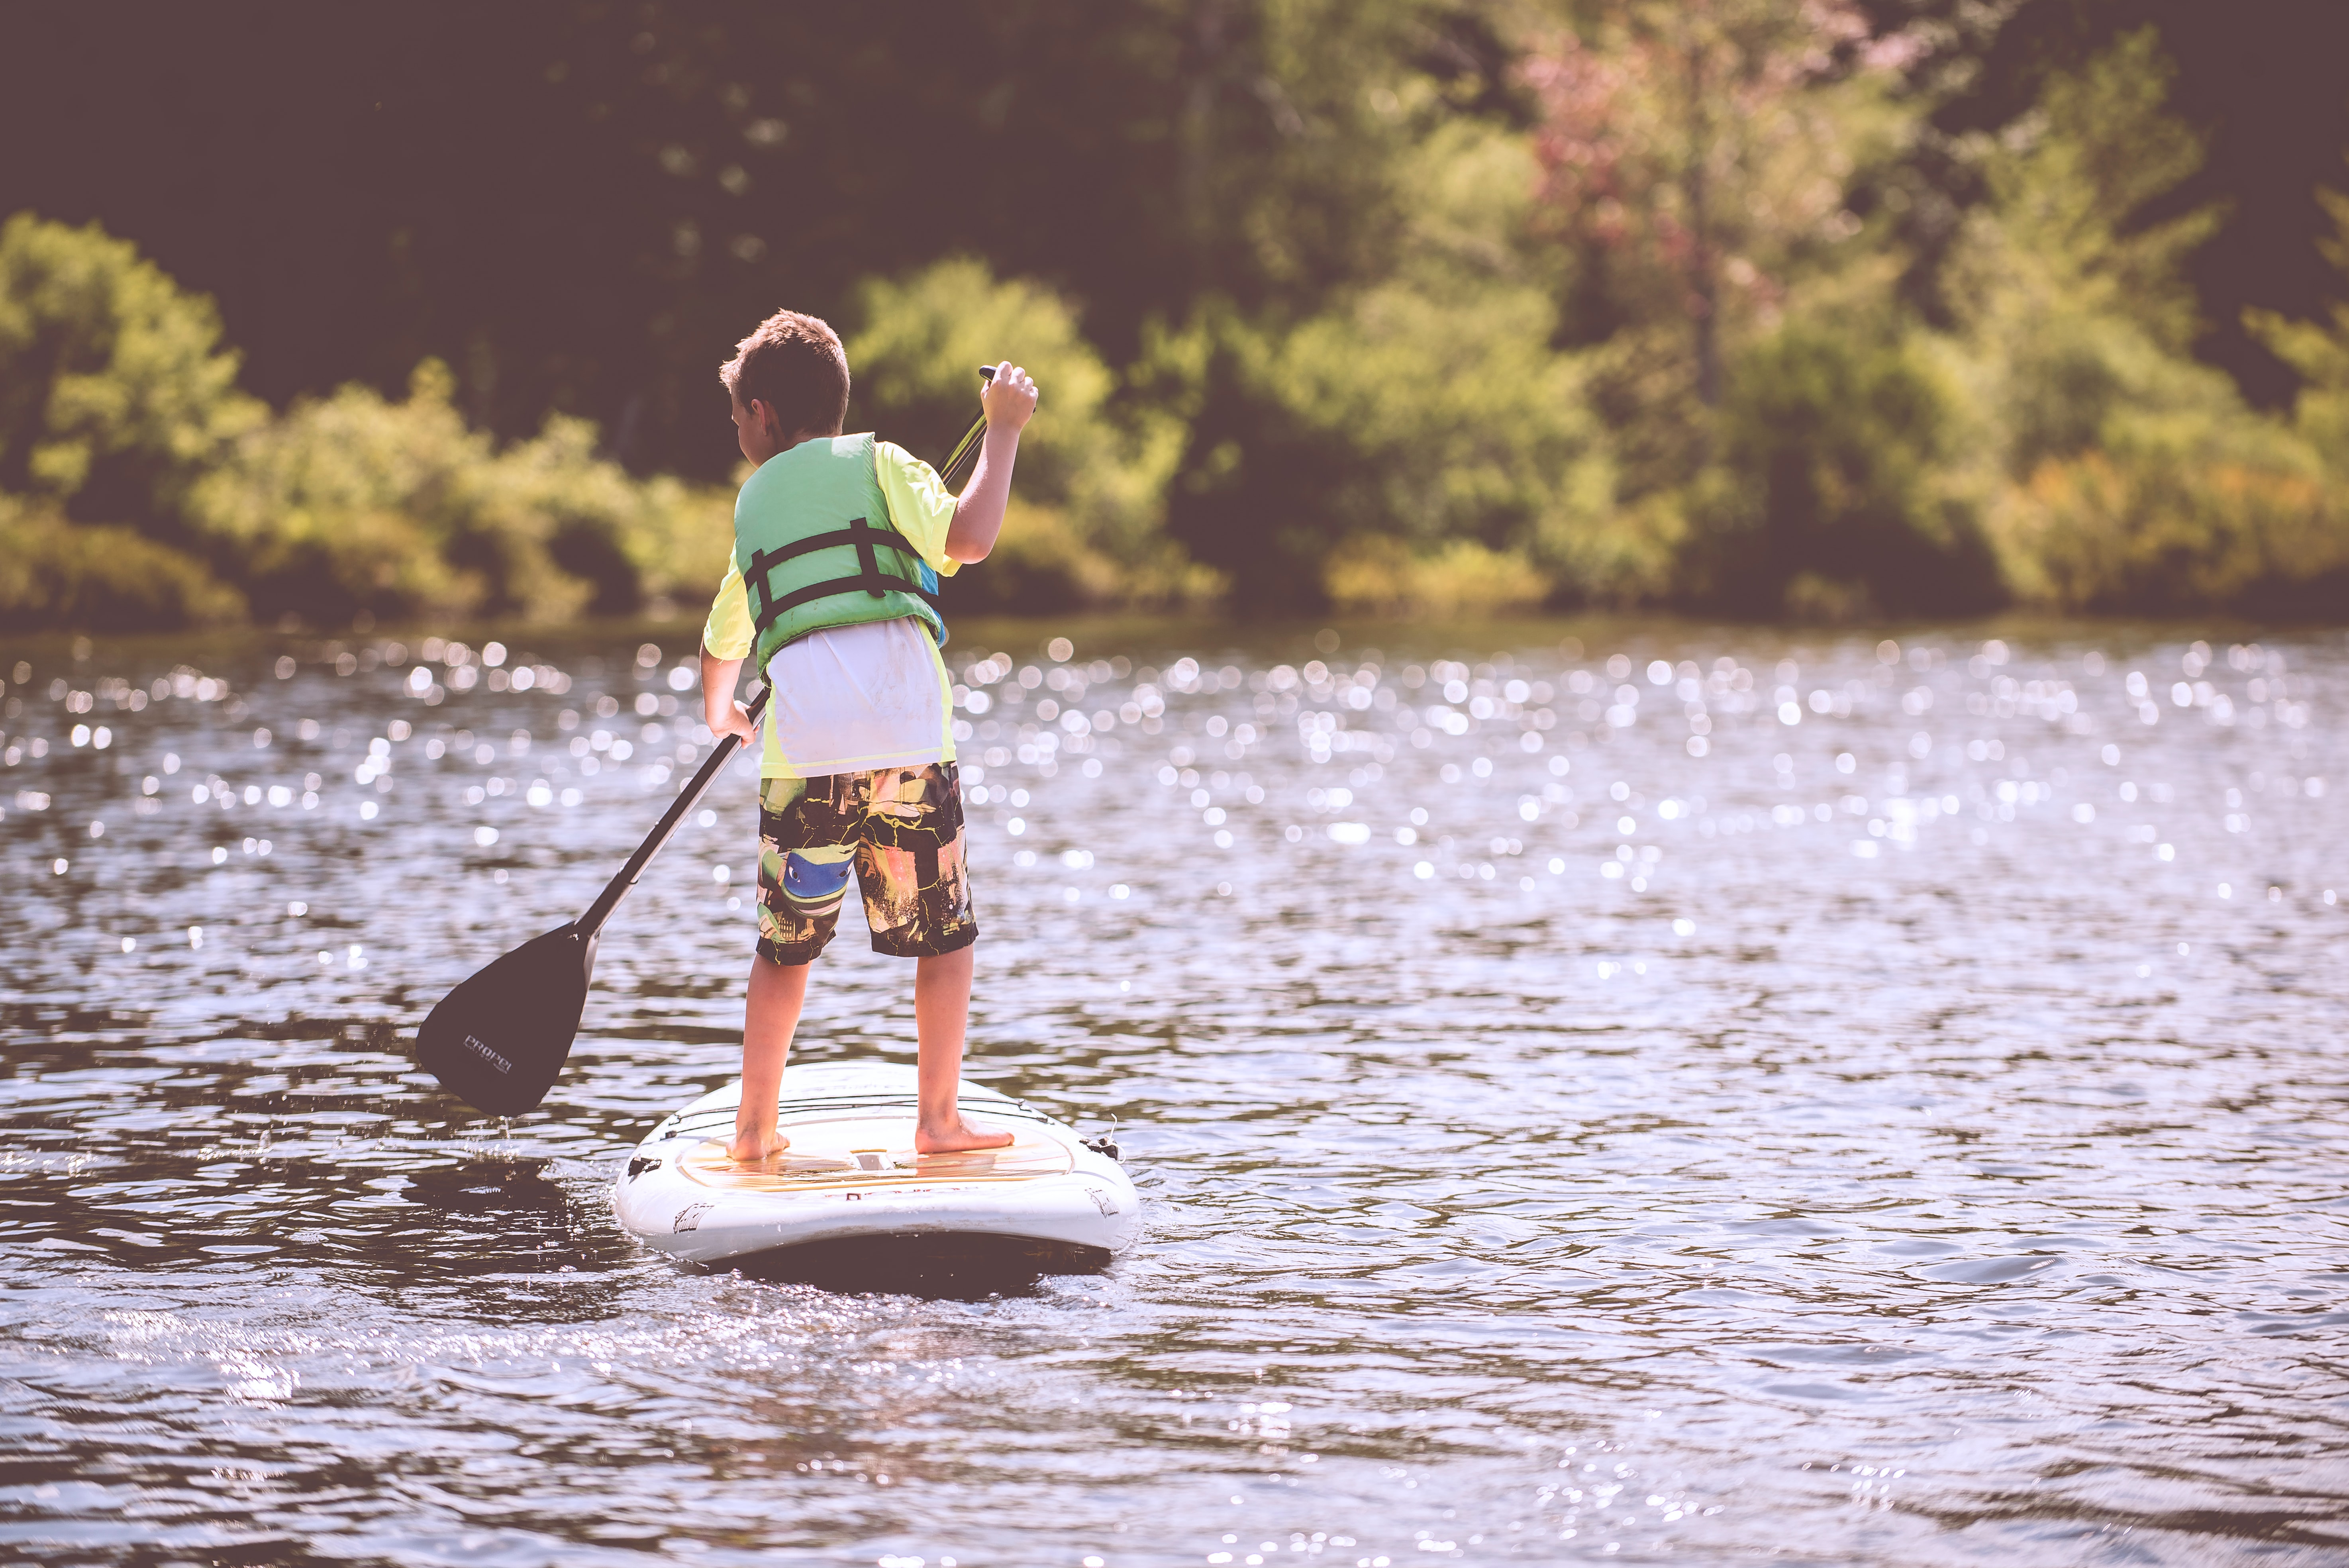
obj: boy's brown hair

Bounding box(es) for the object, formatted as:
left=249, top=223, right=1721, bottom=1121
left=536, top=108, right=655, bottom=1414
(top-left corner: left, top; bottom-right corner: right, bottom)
left=720, top=309, right=850, bottom=438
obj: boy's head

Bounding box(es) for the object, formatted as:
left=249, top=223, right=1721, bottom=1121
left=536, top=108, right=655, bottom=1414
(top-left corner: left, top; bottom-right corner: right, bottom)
left=721, top=308, right=850, bottom=462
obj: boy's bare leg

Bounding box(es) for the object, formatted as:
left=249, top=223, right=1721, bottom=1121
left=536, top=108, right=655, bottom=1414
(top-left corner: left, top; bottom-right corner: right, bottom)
left=731, top=954, right=810, bottom=1161
left=912, top=943, right=1013, bottom=1154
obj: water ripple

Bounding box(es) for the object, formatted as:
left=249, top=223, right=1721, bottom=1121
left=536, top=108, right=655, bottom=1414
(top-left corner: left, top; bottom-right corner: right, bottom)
left=2, top=623, right=2345, bottom=1564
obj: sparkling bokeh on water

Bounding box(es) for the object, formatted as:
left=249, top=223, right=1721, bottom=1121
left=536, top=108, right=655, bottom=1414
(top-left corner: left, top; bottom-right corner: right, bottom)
left=2, top=620, right=2345, bottom=1565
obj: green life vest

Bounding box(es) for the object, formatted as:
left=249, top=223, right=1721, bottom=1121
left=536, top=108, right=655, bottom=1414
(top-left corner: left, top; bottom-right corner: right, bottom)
left=733, top=433, right=948, bottom=672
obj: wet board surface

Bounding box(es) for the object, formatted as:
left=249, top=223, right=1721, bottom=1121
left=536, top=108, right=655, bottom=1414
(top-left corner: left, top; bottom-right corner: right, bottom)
left=615, top=1061, right=1139, bottom=1265
left=675, top=1122, right=1076, bottom=1193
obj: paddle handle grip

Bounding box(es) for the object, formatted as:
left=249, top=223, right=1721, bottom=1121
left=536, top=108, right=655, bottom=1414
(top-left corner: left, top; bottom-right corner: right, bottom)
left=577, top=684, right=771, bottom=942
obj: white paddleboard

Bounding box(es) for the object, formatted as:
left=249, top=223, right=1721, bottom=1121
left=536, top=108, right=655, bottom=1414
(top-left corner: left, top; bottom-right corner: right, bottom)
left=614, top=1061, right=1138, bottom=1267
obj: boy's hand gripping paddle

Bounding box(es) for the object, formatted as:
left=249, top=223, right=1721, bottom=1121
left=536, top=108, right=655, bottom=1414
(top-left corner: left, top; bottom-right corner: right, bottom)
left=416, top=686, right=769, bottom=1115
left=418, top=366, right=999, bottom=1116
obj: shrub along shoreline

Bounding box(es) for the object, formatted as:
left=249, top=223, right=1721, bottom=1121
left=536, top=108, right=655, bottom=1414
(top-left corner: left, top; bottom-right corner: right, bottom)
left=4, top=31, right=2346, bottom=631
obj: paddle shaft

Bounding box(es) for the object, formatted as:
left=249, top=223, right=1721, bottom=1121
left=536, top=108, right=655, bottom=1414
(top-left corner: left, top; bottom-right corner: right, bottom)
left=936, top=365, right=999, bottom=489
left=576, top=684, right=770, bottom=941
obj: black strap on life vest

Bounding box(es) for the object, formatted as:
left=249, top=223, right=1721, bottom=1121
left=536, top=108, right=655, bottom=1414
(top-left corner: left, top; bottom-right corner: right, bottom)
left=746, top=516, right=943, bottom=642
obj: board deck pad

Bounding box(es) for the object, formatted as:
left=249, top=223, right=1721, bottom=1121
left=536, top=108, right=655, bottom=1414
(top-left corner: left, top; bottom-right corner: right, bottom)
left=616, top=1062, right=1139, bottom=1273
left=679, top=1119, right=1075, bottom=1194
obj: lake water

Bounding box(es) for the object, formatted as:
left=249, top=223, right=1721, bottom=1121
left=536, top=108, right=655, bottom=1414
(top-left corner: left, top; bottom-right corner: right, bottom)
left=3, top=617, right=2345, bottom=1567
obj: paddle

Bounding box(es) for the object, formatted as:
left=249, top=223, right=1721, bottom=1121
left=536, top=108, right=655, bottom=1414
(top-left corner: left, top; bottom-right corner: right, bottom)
left=418, top=366, right=1000, bottom=1116
left=416, top=684, right=770, bottom=1114
left=937, top=365, right=998, bottom=488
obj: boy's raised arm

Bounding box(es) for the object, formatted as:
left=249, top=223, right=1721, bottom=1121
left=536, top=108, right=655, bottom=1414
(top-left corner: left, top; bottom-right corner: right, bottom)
left=944, top=362, right=1038, bottom=564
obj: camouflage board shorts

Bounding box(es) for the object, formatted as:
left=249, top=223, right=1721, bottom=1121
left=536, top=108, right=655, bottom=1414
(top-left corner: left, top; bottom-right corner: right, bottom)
left=754, top=762, right=976, bottom=964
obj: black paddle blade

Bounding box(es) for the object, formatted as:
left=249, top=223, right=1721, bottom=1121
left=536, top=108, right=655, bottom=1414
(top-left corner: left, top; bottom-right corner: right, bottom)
left=416, top=923, right=596, bottom=1116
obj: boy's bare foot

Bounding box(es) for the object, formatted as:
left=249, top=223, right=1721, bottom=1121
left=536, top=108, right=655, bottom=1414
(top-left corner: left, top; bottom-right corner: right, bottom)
left=727, top=1133, right=789, bottom=1163
left=914, top=1116, right=1015, bottom=1155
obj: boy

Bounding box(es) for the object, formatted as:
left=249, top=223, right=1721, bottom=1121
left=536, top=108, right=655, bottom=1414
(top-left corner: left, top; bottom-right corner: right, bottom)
left=699, top=308, right=1037, bottom=1161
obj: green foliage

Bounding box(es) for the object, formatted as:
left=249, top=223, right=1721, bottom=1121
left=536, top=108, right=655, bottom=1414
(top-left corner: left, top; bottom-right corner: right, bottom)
left=2246, top=186, right=2349, bottom=470
left=0, top=495, right=244, bottom=631
left=847, top=258, right=1202, bottom=612
left=1938, top=31, right=2230, bottom=484
left=0, top=214, right=262, bottom=531
left=1936, top=32, right=2349, bottom=615
left=1989, top=445, right=2347, bottom=617
left=1325, top=535, right=1553, bottom=615
left=1995, top=174, right=2349, bottom=617
left=486, top=414, right=735, bottom=614
left=6, top=18, right=2348, bottom=629
left=190, top=362, right=488, bottom=622
left=1979, top=30, right=2214, bottom=360
left=189, top=361, right=731, bottom=626
left=1168, top=121, right=1624, bottom=610
left=1273, top=280, right=1595, bottom=537
left=1525, top=0, right=1912, bottom=496
left=1692, top=321, right=2000, bottom=617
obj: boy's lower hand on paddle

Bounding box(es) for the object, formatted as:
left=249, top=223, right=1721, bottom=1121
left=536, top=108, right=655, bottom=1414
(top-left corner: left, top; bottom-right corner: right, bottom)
left=701, top=651, right=755, bottom=742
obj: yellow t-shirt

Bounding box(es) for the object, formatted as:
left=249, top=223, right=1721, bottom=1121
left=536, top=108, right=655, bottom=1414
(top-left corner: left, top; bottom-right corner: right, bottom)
left=703, top=439, right=962, bottom=778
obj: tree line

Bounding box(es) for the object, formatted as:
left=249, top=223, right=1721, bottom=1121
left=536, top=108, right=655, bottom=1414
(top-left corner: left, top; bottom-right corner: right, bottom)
left=3, top=0, right=2345, bottom=629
